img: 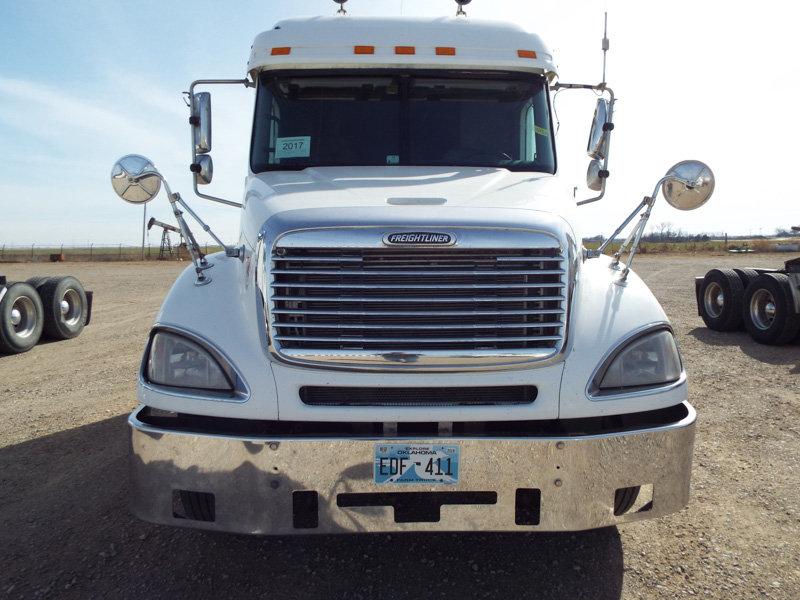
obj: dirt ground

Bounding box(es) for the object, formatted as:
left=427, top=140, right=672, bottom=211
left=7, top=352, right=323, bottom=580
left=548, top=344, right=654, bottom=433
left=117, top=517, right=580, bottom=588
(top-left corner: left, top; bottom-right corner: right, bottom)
left=1, top=256, right=798, bottom=599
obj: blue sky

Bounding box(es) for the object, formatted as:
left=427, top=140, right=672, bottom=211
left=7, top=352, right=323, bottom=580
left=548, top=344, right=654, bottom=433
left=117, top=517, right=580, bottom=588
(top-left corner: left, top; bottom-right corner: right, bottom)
left=1, top=0, right=798, bottom=246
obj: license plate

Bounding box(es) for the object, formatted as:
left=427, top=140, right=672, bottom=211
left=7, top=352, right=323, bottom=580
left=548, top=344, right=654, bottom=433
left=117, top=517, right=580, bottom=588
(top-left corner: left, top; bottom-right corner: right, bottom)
left=374, top=444, right=460, bottom=485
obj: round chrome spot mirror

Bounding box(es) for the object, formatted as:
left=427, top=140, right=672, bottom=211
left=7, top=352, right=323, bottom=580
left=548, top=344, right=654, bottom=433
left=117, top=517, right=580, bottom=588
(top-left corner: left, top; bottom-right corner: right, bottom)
left=662, top=160, right=714, bottom=211
left=586, top=158, right=603, bottom=192
left=110, top=154, right=162, bottom=204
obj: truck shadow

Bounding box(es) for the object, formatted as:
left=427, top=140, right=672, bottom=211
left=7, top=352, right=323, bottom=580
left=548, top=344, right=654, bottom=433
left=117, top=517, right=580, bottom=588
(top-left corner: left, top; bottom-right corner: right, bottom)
left=0, top=415, right=623, bottom=600
left=687, top=326, right=800, bottom=374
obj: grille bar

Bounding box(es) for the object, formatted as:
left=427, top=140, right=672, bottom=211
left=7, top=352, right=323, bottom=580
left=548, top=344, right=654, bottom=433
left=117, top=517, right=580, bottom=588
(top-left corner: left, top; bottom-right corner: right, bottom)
left=271, top=295, right=565, bottom=303
left=269, top=243, right=567, bottom=363
left=272, top=308, right=563, bottom=316
left=276, top=321, right=563, bottom=330
left=274, top=269, right=565, bottom=276
left=273, top=282, right=564, bottom=289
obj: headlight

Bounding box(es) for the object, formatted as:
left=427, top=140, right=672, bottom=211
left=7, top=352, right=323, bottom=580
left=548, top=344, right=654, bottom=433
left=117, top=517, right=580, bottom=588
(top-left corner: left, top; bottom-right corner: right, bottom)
left=593, top=329, right=682, bottom=394
left=146, top=330, right=234, bottom=392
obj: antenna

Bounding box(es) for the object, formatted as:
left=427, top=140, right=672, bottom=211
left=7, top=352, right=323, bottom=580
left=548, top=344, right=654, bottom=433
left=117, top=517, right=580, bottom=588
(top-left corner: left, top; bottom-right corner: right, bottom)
left=455, top=0, right=471, bottom=17
left=334, top=0, right=347, bottom=15
left=601, top=12, right=609, bottom=85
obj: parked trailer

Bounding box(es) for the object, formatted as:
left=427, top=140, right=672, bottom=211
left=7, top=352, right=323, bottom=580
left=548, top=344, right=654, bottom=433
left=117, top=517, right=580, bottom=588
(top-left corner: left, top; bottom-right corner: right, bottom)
left=0, top=274, right=92, bottom=354
left=695, top=256, right=800, bottom=345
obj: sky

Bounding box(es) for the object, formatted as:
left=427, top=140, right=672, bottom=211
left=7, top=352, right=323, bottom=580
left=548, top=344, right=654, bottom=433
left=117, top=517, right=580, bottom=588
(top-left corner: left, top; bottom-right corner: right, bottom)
left=1, top=0, right=798, bottom=247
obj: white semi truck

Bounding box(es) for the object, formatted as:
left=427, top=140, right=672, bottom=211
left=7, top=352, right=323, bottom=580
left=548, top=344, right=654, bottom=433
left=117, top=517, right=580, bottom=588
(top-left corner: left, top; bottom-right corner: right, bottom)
left=110, top=4, right=715, bottom=534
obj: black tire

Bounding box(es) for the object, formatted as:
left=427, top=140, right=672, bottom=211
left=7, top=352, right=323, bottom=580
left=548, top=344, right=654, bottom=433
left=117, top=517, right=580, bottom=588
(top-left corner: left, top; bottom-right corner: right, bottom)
left=38, top=276, right=88, bottom=340
left=698, top=268, right=744, bottom=331
left=742, top=273, right=800, bottom=345
left=26, top=276, right=51, bottom=291
left=613, top=486, right=640, bottom=516
left=0, top=283, right=44, bottom=354
left=733, top=268, right=760, bottom=290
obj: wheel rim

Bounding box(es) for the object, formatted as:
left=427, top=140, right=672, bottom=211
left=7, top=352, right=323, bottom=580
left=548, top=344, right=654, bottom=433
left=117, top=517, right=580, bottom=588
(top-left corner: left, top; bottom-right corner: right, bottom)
left=9, top=296, right=37, bottom=338
left=750, top=289, right=777, bottom=330
left=61, top=289, right=82, bottom=327
left=703, top=282, right=725, bottom=318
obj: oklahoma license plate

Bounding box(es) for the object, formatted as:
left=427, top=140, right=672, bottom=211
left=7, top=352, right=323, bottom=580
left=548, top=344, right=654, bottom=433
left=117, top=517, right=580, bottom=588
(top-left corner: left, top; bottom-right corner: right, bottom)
left=374, top=444, right=460, bottom=485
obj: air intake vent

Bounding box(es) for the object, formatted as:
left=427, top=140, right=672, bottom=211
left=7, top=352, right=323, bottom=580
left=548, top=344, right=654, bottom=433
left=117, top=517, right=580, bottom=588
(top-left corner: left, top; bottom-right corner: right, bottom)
left=268, top=240, right=568, bottom=368
left=300, top=385, right=537, bottom=406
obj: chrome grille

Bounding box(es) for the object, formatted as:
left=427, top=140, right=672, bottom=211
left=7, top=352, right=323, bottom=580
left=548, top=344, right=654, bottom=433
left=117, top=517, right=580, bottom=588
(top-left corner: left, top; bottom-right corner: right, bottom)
left=267, top=241, right=567, bottom=368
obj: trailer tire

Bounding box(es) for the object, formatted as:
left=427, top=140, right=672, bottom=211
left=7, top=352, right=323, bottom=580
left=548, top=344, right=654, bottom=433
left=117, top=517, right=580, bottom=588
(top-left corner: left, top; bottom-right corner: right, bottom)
left=613, top=486, right=640, bottom=516
left=39, top=276, right=88, bottom=340
left=0, top=282, right=44, bottom=354
left=698, top=269, right=744, bottom=331
left=743, top=273, right=800, bottom=345
left=733, top=268, right=760, bottom=290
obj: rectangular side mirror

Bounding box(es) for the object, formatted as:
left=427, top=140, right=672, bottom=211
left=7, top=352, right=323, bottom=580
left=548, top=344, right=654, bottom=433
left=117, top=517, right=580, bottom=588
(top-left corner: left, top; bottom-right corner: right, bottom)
left=587, top=98, right=609, bottom=160
left=192, top=92, right=212, bottom=154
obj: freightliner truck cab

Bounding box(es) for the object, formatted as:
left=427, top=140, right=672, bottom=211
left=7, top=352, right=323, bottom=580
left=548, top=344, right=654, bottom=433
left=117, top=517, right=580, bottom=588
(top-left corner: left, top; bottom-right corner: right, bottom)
left=110, top=7, right=714, bottom=534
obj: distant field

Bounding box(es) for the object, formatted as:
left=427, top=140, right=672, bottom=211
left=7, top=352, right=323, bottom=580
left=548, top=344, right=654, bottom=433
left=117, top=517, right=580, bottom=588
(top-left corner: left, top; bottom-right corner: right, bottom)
left=0, top=244, right=224, bottom=263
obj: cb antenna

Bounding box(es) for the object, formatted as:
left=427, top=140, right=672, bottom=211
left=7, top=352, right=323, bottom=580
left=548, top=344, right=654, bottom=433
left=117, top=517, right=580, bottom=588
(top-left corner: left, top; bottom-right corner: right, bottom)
left=601, top=11, right=609, bottom=86
left=334, top=0, right=347, bottom=15
left=455, top=0, right=471, bottom=17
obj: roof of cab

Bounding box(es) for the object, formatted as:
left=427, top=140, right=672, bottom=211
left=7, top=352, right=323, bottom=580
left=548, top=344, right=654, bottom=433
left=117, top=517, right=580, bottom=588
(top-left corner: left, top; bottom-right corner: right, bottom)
left=248, top=16, right=557, bottom=78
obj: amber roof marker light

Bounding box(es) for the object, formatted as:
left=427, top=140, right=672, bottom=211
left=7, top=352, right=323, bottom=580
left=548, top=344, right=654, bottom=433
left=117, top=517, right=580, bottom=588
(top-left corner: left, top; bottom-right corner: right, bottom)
left=517, top=50, right=537, bottom=59
left=354, top=46, right=375, bottom=54
left=436, top=47, right=457, bottom=56
left=395, top=46, right=416, bottom=55
left=271, top=47, right=291, bottom=56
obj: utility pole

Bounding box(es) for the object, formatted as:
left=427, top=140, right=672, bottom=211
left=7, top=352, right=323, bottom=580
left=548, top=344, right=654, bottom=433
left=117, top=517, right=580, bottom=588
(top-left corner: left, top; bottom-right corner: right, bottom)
left=141, top=204, right=147, bottom=261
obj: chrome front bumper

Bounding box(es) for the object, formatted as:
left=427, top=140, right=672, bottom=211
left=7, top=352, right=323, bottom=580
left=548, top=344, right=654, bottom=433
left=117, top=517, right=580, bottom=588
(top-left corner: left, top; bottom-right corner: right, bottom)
left=129, top=403, right=695, bottom=534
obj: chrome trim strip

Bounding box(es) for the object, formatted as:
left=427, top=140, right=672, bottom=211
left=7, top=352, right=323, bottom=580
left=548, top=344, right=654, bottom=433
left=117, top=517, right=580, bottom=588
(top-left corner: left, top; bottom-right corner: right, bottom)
left=270, top=295, right=566, bottom=303
left=271, top=308, right=563, bottom=317
left=274, top=321, right=562, bottom=331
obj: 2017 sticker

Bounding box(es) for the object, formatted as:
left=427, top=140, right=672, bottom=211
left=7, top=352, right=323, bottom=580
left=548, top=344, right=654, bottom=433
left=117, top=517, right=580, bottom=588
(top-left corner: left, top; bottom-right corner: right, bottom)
left=275, top=136, right=311, bottom=159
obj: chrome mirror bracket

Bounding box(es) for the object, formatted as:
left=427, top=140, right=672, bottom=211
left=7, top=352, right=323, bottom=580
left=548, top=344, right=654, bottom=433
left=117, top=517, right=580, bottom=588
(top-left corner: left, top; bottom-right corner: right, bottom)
left=551, top=83, right=616, bottom=206
left=187, top=78, right=251, bottom=209
left=587, top=160, right=715, bottom=284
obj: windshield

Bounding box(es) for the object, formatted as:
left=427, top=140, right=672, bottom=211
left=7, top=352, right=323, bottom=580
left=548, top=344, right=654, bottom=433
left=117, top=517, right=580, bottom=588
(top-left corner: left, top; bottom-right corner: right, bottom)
left=250, top=71, right=556, bottom=173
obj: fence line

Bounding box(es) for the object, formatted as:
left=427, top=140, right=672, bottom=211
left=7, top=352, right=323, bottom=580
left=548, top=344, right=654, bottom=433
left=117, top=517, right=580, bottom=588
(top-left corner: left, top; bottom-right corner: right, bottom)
left=0, top=243, right=222, bottom=263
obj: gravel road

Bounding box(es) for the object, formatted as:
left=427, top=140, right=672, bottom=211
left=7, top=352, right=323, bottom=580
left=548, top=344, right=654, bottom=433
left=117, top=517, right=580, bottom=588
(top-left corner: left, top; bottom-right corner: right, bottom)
left=1, top=256, right=798, bottom=599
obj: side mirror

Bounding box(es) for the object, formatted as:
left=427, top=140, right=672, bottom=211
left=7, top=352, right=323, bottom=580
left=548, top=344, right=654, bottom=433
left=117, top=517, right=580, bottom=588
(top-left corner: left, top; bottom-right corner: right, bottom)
left=662, top=160, right=715, bottom=211
left=586, top=159, right=603, bottom=191
left=192, top=92, right=212, bottom=154
left=586, top=98, right=610, bottom=160
left=110, top=154, right=161, bottom=204
left=192, top=155, right=214, bottom=185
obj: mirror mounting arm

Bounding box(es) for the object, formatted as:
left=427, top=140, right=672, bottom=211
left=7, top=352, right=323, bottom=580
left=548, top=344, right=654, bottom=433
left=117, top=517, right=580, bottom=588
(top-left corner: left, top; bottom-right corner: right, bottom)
left=187, top=78, right=251, bottom=209
left=551, top=83, right=616, bottom=206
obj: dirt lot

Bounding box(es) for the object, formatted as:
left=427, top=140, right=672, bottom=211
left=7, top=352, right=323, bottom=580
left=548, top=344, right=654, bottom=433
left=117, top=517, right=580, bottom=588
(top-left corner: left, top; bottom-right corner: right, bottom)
left=1, top=256, right=798, bottom=599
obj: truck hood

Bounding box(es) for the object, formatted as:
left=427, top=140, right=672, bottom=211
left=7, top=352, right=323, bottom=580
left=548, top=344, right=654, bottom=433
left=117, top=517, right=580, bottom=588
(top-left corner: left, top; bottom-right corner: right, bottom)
left=242, top=166, right=579, bottom=245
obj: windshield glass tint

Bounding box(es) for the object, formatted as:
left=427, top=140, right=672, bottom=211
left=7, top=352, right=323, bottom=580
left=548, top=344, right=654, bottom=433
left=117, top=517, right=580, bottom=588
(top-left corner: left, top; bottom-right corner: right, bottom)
left=251, top=72, right=555, bottom=173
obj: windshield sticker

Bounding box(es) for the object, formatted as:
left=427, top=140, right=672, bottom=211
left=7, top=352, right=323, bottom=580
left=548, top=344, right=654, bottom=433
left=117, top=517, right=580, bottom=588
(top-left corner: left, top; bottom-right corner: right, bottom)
left=275, top=136, right=311, bottom=159
left=534, top=125, right=549, bottom=137
left=386, top=154, right=400, bottom=165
